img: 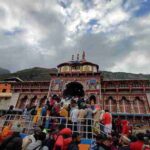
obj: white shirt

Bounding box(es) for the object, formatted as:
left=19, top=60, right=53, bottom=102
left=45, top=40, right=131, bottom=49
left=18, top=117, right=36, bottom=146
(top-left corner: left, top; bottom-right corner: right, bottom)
left=70, top=107, right=79, bottom=123
left=23, top=134, right=42, bottom=150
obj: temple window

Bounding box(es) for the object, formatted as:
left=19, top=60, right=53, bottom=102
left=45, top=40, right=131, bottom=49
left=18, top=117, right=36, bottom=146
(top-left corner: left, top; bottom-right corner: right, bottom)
left=119, top=83, right=128, bottom=87
left=83, top=65, right=90, bottom=71
left=145, top=82, right=150, bottom=87
left=132, top=82, right=141, bottom=87
left=93, top=66, right=97, bottom=72
left=72, top=66, right=80, bottom=70
left=107, top=82, right=115, bottom=88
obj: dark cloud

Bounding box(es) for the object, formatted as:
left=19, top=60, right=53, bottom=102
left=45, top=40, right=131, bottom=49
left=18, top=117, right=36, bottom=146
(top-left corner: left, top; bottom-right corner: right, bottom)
left=0, top=0, right=150, bottom=74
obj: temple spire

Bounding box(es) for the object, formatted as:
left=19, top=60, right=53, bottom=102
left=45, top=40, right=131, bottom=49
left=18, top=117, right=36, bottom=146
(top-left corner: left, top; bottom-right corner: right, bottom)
left=77, top=53, right=79, bottom=61
left=82, top=51, right=86, bottom=61
left=72, top=54, right=74, bottom=61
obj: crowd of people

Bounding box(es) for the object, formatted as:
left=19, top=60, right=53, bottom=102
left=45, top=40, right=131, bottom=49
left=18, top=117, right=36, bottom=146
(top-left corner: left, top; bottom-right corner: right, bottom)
left=0, top=95, right=150, bottom=150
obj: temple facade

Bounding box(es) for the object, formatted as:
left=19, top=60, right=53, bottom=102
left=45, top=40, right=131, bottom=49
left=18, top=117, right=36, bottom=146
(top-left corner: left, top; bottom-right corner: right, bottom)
left=0, top=52, right=150, bottom=123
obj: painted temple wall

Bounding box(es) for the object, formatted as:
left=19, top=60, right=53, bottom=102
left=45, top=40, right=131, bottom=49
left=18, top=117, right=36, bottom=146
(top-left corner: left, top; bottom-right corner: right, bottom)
left=0, top=93, right=19, bottom=109
left=59, top=65, right=97, bottom=73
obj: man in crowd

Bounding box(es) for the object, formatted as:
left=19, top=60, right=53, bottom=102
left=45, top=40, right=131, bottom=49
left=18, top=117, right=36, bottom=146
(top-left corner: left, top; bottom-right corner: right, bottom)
left=53, top=124, right=72, bottom=150
left=70, top=100, right=79, bottom=132
left=102, top=109, right=112, bottom=135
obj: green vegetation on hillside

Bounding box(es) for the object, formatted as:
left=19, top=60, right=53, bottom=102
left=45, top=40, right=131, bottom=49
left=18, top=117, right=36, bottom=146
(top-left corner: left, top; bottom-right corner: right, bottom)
left=0, top=67, right=57, bottom=81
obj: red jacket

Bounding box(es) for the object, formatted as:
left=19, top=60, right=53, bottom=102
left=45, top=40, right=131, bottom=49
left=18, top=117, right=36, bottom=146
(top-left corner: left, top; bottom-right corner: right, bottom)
left=121, top=120, right=129, bottom=136
left=103, top=112, right=112, bottom=125
left=130, top=140, right=144, bottom=150
left=53, top=128, right=72, bottom=150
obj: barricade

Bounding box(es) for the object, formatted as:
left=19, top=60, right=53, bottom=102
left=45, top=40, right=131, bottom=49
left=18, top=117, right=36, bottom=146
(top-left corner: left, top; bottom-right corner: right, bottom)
left=0, top=114, right=110, bottom=139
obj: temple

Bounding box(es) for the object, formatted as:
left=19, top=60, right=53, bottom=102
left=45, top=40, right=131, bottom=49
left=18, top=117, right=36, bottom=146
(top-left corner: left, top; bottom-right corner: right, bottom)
left=0, top=52, right=150, bottom=123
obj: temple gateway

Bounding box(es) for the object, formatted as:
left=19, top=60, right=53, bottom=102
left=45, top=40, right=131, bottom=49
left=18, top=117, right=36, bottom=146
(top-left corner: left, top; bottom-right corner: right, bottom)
left=0, top=52, right=150, bottom=123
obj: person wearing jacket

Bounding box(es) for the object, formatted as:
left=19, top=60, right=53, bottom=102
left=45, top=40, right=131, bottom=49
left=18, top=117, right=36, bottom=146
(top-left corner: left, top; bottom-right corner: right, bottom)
left=121, top=120, right=129, bottom=137
left=0, top=123, right=13, bottom=142
left=53, top=124, right=72, bottom=150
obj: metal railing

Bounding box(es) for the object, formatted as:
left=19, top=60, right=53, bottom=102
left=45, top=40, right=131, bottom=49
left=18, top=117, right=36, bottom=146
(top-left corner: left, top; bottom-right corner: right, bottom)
left=0, top=114, right=110, bottom=139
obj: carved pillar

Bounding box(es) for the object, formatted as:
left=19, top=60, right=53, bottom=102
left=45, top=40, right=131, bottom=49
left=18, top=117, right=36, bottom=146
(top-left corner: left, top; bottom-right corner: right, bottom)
left=116, top=101, right=120, bottom=113
left=116, top=95, right=120, bottom=113
left=26, top=94, right=32, bottom=106
left=145, top=105, right=148, bottom=114
left=130, top=101, right=134, bottom=114
left=129, top=96, right=134, bottom=113
left=143, top=99, right=148, bottom=114
left=142, top=97, right=148, bottom=114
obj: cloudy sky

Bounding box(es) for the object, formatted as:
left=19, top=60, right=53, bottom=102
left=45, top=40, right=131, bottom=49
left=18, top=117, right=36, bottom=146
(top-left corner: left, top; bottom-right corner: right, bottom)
left=0, top=0, right=150, bottom=73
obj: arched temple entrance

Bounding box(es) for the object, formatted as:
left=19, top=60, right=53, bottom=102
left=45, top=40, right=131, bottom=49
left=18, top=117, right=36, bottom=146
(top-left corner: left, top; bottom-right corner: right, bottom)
left=63, top=82, right=85, bottom=97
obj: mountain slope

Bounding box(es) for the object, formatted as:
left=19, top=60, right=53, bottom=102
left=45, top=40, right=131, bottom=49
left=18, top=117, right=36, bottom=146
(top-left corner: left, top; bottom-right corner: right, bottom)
left=0, top=67, right=10, bottom=75
left=0, top=67, right=150, bottom=81
left=102, top=71, right=150, bottom=80
left=0, top=67, right=57, bottom=81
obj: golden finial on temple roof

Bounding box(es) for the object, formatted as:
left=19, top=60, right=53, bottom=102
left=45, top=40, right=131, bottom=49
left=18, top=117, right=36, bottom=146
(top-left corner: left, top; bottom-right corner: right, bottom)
left=72, top=54, right=74, bottom=61
left=77, top=53, right=79, bottom=61
left=82, top=51, right=86, bottom=61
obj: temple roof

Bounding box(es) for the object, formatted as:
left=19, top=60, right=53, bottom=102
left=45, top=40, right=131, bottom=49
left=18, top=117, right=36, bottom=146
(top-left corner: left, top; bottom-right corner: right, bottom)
left=3, top=77, right=24, bottom=82
left=57, top=51, right=99, bottom=69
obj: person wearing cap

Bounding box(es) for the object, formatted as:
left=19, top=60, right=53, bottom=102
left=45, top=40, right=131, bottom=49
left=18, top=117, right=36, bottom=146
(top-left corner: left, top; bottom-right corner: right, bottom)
left=53, top=124, right=72, bottom=150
